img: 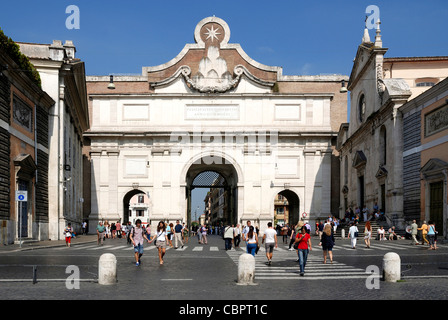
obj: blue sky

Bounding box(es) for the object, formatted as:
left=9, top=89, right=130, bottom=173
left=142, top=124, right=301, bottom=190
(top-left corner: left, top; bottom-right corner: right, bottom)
left=2, top=0, right=446, bottom=219
left=1, top=0, right=447, bottom=77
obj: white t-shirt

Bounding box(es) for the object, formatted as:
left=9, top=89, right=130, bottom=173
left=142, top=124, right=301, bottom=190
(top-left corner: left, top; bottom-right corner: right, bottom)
left=224, top=227, right=234, bottom=239
left=264, top=228, right=277, bottom=244
left=156, top=231, right=166, bottom=242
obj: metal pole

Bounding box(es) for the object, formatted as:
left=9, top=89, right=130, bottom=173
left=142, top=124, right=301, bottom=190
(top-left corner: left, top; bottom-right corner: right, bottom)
left=32, top=265, right=37, bottom=284
left=19, top=200, right=22, bottom=248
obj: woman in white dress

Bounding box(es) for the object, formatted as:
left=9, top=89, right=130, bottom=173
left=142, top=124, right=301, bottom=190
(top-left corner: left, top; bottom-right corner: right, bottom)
left=364, top=221, right=372, bottom=248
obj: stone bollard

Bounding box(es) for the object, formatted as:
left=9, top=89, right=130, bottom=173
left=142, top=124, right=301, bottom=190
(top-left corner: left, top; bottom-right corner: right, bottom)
left=341, top=228, right=345, bottom=239
left=237, top=253, right=257, bottom=285
left=382, top=252, right=401, bottom=282
left=98, top=253, right=117, bottom=285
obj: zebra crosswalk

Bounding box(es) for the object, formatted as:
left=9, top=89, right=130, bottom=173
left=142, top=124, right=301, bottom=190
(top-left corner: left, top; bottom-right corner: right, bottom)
left=60, top=241, right=446, bottom=254
left=226, top=247, right=371, bottom=281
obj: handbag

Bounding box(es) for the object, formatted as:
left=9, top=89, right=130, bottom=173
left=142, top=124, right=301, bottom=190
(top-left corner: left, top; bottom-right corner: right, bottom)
left=354, top=227, right=359, bottom=238
left=255, top=243, right=260, bottom=254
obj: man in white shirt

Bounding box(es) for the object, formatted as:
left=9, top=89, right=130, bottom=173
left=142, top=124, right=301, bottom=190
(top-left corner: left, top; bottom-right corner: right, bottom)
left=223, top=224, right=235, bottom=250
left=233, top=224, right=241, bottom=248
left=242, top=221, right=251, bottom=242
left=262, top=222, right=278, bottom=265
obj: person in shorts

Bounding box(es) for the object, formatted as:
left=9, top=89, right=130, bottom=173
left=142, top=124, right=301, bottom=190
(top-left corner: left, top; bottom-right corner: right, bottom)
left=129, top=219, right=150, bottom=266
left=262, top=222, right=278, bottom=265
left=149, top=221, right=168, bottom=265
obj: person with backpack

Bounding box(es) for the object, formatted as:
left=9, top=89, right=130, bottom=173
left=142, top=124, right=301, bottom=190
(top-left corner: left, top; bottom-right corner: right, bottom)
left=129, top=219, right=150, bottom=267
left=223, top=224, right=234, bottom=250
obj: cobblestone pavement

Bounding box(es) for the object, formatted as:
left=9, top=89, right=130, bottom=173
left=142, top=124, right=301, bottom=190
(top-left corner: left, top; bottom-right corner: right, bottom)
left=0, top=234, right=447, bottom=300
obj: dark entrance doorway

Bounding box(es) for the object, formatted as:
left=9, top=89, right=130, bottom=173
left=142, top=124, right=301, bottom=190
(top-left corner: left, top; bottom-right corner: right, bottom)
left=18, top=180, right=28, bottom=238
left=123, top=189, right=148, bottom=225
left=185, top=158, right=238, bottom=231
left=429, top=181, right=443, bottom=233
left=274, top=190, right=300, bottom=226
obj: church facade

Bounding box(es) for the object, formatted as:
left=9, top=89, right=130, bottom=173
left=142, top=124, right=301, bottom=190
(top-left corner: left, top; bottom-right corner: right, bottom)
left=84, top=17, right=347, bottom=232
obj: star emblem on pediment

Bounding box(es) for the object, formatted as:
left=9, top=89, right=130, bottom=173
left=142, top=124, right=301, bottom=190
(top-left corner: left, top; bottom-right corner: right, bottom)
left=204, top=25, right=221, bottom=42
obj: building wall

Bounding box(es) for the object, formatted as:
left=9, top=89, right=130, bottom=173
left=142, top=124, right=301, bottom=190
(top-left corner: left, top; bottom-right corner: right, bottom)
left=420, top=96, right=448, bottom=236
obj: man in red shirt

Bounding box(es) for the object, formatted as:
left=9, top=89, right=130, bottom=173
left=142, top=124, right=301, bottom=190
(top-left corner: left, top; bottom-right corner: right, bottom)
left=294, top=226, right=312, bottom=276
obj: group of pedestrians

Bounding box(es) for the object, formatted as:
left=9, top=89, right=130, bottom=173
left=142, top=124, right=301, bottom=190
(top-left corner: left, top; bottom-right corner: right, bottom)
left=410, top=220, right=439, bottom=250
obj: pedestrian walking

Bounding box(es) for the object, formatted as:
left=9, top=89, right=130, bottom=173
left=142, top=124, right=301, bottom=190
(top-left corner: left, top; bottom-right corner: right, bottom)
left=348, top=222, right=359, bottom=249
left=281, top=225, right=288, bottom=244
left=149, top=221, right=168, bottom=265
left=418, top=221, right=429, bottom=246
left=174, top=220, right=184, bottom=249
left=318, top=220, right=324, bottom=240
left=116, top=221, right=122, bottom=238
left=410, top=220, right=419, bottom=245
left=201, top=224, right=208, bottom=244
left=320, top=224, right=334, bottom=264
left=126, top=222, right=133, bottom=245
left=245, top=226, right=259, bottom=256
left=427, top=221, right=437, bottom=250
left=364, top=221, right=372, bottom=248
left=104, top=221, right=110, bottom=239
left=234, top=224, right=241, bottom=248
left=288, top=224, right=297, bottom=250
left=242, top=221, right=251, bottom=243
left=182, top=223, right=189, bottom=244
left=81, top=221, right=87, bottom=235
left=64, top=223, right=73, bottom=247
left=294, top=226, right=312, bottom=276
left=129, top=219, right=150, bottom=266
left=223, top=224, right=234, bottom=250
left=96, top=221, right=106, bottom=246
left=166, top=223, right=174, bottom=248
left=262, top=222, right=278, bottom=265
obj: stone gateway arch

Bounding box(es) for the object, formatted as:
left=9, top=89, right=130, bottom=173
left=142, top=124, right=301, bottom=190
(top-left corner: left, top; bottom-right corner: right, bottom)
left=85, top=17, right=347, bottom=233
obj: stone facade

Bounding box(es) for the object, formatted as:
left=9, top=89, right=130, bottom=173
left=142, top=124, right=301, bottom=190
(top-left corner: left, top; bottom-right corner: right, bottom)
left=0, top=46, right=54, bottom=244
left=19, top=41, right=90, bottom=240
left=338, top=23, right=448, bottom=233
left=401, top=77, right=448, bottom=238
left=85, top=17, right=347, bottom=233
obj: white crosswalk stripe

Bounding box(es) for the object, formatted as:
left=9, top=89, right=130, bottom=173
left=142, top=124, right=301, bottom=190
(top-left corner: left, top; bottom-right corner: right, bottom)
left=71, top=244, right=98, bottom=250
left=226, top=249, right=371, bottom=281
left=106, top=245, right=129, bottom=251
left=192, top=247, right=203, bottom=251
left=88, top=245, right=114, bottom=250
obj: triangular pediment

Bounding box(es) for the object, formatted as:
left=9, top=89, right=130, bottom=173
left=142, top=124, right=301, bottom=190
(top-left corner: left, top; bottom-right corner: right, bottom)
left=352, top=150, right=367, bottom=169
left=375, top=166, right=388, bottom=179
left=348, top=42, right=388, bottom=91
left=421, top=158, right=448, bottom=174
